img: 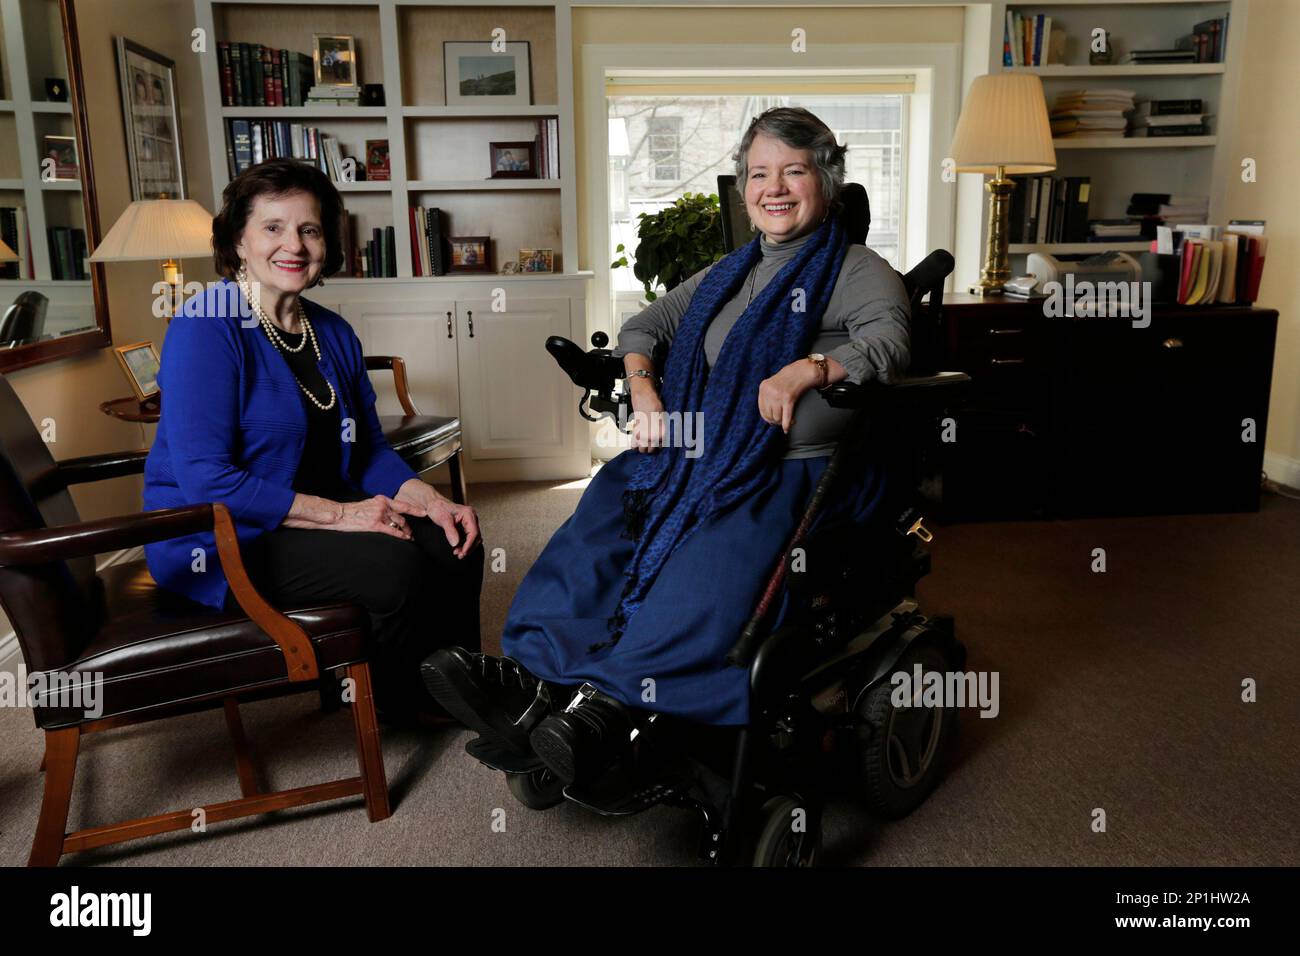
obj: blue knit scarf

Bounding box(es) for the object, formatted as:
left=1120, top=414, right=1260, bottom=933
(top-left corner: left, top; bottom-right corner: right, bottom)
left=599, top=215, right=848, bottom=651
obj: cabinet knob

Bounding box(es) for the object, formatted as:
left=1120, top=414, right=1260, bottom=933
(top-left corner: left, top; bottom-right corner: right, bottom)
left=1162, top=337, right=1183, bottom=349
left=467, top=310, right=474, bottom=337
left=446, top=311, right=453, bottom=338
left=987, top=327, right=1024, bottom=336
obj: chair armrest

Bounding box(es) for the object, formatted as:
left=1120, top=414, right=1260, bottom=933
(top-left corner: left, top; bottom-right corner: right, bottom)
left=56, top=449, right=150, bottom=485
left=0, top=502, right=319, bottom=682
left=820, top=371, right=971, bottom=409
left=365, top=354, right=419, bottom=416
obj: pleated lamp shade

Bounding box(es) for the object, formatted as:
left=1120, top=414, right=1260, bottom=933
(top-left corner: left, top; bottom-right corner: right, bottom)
left=0, top=238, right=17, bottom=263
left=950, top=73, right=1056, bottom=175
left=89, top=199, right=215, bottom=262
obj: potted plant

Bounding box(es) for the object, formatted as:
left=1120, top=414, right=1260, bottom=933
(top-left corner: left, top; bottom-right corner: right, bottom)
left=611, top=192, right=726, bottom=301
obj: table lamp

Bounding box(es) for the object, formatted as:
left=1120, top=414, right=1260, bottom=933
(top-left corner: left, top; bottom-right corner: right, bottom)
left=89, top=198, right=215, bottom=318
left=950, top=73, right=1056, bottom=296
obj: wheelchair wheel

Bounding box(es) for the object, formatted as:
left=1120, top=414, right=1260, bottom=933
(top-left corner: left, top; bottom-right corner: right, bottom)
left=751, top=796, right=822, bottom=867
left=855, top=641, right=956, bottom=819
left=506, top=767, right=566, bottom=811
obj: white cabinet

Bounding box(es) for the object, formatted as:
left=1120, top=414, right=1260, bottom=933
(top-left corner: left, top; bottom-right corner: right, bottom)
left=455, top=297, right=575, bottom=462
left=343, top=298, right=461, bottom=420
left=324, top=276, right=593, bottom=483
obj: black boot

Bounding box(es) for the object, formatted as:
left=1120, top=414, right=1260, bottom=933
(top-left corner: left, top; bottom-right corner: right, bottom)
left=420, top=647, right=552, bottom=754
left=529, top=683, right=635, bottom=784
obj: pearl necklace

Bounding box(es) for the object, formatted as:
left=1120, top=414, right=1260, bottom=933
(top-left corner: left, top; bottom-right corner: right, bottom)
left=237, top=271, right=337, bottom=411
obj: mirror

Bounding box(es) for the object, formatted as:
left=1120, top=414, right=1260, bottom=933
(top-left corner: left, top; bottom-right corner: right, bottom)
left=0, top=0, right=110, bottom=371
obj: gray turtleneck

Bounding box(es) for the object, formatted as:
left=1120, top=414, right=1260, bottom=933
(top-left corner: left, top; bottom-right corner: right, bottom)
left=613, top=230, right=911, bottom=459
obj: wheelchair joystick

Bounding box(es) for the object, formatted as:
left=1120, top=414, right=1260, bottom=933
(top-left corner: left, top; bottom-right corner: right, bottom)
left=591, top=331, right=609, bottom=348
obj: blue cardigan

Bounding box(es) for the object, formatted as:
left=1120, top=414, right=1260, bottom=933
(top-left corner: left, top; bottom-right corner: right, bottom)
left=143, top=278, right=418, bottom=609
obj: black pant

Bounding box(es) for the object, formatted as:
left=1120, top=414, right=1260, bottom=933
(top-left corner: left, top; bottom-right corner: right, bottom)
left=228, top=490, right=484, bottom=712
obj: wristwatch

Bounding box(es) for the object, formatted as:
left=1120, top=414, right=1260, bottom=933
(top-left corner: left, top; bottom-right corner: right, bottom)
left=807, top=353, right=829, bottom=390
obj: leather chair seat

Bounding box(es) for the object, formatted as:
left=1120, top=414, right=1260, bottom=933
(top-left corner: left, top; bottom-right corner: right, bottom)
left=380, top=414, right=459, bottom=454
left=30, top=561, right=369, bottom=729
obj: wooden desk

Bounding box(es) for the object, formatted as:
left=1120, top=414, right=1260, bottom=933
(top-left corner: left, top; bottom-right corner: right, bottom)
left=933, top=294, right=1278, bottom=519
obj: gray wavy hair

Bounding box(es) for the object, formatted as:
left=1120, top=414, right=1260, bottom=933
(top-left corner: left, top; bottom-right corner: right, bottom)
left=731, top=107, right=848, bottom=210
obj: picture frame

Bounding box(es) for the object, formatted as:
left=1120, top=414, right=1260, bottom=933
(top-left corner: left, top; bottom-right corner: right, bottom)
left=518, top=248, right=554, bottom=274
left=448, top=236, right=491, bottom=274
left=114, top=38, right=186, bottom=200
left=113, top=341, right=161, bottom=402
left=489, top=140, right=537, bottom=179
left=313, top=34, right=358, bottom=88
left=443, top=41, right=531, bottom=106
left=42, top=135, right=79, bottom=181
left=365, top=139, right=390, bottom=181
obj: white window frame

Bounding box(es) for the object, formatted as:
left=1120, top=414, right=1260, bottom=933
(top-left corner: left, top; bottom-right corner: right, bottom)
left=582, top=42, right=961, bottom=345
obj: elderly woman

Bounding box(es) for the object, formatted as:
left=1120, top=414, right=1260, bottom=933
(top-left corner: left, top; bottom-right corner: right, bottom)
left=423, top=107, right=909, bottom=779
left=143, top=158, right=483, bottom=722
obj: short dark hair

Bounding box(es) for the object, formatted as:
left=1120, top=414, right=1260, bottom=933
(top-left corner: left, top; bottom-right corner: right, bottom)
left=211, top=158, right=345, bottom=282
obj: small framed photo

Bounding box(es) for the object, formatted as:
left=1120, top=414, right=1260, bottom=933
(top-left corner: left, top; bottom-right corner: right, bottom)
left=313, top=34, right=357, bottom=88
left=519, top=248, right=554, bottom=274
left=365, top=139, right=390, bottom=181
left=443, top=40, right=531, bottom=107
left=42, top=136, right=79, bottom=180
left=499, top=260, right=519, bottom=275
left=113, top=341, right=161, bottom=402
left=490, top=140, right=536, bottom=179
left=114, top=38, right=186, bottom=200
left=448, top=236, right=491, bottom=274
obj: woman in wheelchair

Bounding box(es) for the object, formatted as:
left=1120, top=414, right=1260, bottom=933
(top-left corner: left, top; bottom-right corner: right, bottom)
left=423, top=107, right=911, bottom=782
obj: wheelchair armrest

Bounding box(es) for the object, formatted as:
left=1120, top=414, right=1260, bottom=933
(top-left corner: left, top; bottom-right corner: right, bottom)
left=820, top=371, right=971, bottom=410
left=545, top=336, right=625, bottom=392
left=55, top=449, right=150, bottom=486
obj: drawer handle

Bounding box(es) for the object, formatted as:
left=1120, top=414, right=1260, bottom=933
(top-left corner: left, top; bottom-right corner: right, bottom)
left=987, top=328, right=1024, bottom=336
left=467, top=310, right=474, bottom=338
left=1162, top=337, right=1183, bottom=349
left=446, top=311, right=453, bottom=338
left=990, top=357, right=1025, bottom=365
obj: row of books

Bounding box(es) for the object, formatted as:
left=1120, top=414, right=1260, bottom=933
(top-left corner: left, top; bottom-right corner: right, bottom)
left=357, top=225, right=398, bottom=278
left=218, top=43, right=315, bottom=108
left=409, top=206, right=447, bottom=277
left=0, top=207, right=31, bottom=280
left=1002, top=12, right=1052, bottom=67
left=1008, top=175, right=1091, bottom=244
left=226, top=119, right=351, bottom=182
left=1084, top=193, right=1211, bottom=244
left=306, top=85, right=362, bottom=108
left=47, top=227, right=88, bottom=281
left=1184, top=14, right=1230, bottom=63
left=1129, top=98, right=1210, bottom=137
left=1164, top=223, right=1265, bottom=305
left=535, top=118, right=560, bottom=179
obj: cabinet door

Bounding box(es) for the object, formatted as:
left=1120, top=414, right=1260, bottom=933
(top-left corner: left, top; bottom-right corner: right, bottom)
left=455, top=297, right=577, bottom=461
left=341, top=299, right=460, bottom=419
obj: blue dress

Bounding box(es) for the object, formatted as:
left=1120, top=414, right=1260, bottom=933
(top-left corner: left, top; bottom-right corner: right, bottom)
left=501, top=446, right=889, bottom=726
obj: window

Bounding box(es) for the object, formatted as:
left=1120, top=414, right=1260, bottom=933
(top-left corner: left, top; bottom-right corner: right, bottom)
left=608, top=89, right=909, bottom=296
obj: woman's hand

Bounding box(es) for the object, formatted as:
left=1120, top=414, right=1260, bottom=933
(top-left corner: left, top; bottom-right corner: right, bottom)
left=332, top=494, right=426, bottom=540
left=629, top=379, right=666, bottom=453
left=758, top=361, right=820, bottom=433
left=395, top=477, right=481, bottom=558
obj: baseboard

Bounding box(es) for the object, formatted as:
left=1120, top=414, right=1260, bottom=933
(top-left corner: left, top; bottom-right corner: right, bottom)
left=1264, top=451, right=1300, bottom=493
left=0, top=547, right=143, bottom=673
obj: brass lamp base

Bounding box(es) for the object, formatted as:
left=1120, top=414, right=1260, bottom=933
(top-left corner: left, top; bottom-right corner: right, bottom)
left=969, top=166, right=1014, bottom=297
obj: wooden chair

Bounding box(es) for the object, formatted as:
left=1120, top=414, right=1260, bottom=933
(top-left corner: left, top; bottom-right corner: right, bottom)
left=0, top=372, right=390, bottom=866
left=367, top=355, right=468, bottom=505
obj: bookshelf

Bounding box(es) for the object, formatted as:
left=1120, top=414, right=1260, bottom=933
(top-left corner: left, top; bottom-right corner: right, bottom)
left=0, top=0, right=90, bottom=284
left=195, top=0, right=579, bottom=279
left=986, top=0, right=1246, bottom=258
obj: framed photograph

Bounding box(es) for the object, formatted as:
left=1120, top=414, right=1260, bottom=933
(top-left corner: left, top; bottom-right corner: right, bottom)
left=365, top=139, right=390, bottom=181
left=518, top=248, right=554, bottom=274
left=313, top=34, right=357, bottom=88
left=113, top=341, right=161, bottom=402
left=42, top=136, right=79, bottom=180
left=443, top=41, right=531, bottom=106
left=114, top=38, right=186, bottom=200
left=489, top=140, right=536, bottom=179
left=448, top=236, right=491, bottom=274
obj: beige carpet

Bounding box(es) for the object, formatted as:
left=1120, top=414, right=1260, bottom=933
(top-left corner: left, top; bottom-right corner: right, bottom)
left=2, top=477, right=1297, bottom=867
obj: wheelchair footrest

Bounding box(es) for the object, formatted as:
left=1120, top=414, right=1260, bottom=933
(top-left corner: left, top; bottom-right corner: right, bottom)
left=465, top=735, right=547, bottom=774
left=562, top=744, right=695, bottom=817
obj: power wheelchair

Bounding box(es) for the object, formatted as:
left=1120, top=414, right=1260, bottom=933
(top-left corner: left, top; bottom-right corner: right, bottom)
left=467, top=194, right=971, bottom=866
